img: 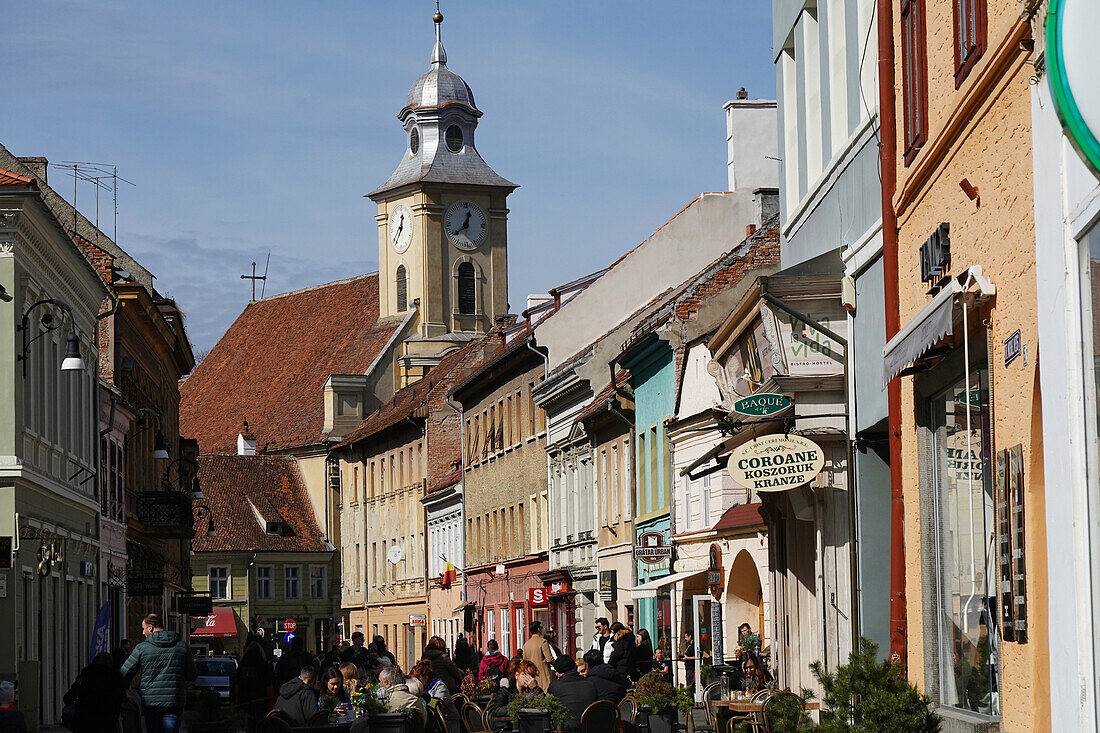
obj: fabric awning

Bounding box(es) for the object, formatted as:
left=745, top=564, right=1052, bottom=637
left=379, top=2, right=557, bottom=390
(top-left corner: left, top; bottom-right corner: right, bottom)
left=190, top=607, right=239, bottom=638
left=882, top=266, right=996, bottom=388
left=631, top=569, right=707, bottom=599
left=679, top=437, right=737, bottom=477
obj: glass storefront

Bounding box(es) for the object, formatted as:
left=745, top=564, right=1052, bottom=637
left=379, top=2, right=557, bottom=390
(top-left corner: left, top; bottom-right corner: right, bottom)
left=930, top=366, right=999, bottom=716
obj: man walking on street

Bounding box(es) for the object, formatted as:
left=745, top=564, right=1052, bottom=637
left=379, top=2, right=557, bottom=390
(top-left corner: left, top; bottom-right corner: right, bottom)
left=521, top=621, right=554, bottom=691
left=591, top=618, right=613, bottom=664
left=120, top=613, right=197, bottom=733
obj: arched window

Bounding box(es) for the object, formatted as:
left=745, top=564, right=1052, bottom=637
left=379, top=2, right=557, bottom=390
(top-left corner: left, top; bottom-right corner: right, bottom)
left=396, top=265, right=408, bottom=312
left=457, top=261, right=475, bottom=315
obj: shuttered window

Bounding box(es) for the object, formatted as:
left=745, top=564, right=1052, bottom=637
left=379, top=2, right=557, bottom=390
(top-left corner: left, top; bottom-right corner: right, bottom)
left=458, top=262, right=475, bottom=314
left=396, top=265, right=408, bottom=312
left=901, top=0, right=928, bottom=165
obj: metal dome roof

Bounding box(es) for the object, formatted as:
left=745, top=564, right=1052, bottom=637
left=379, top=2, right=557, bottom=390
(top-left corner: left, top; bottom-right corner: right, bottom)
left=404, top=64, right=478, bottom=113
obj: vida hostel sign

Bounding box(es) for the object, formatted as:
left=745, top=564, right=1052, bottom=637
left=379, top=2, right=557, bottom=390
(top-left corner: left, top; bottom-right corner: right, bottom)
left=732, top=393, right=792, bottom=417
left=727, top=434, right=825, bottom=492
left=1048, top=0, right=1100, bottom=177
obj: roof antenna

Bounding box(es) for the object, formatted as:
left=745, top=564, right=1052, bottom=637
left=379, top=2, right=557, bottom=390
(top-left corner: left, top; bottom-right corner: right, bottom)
left=259, top=251, right=271, bottom=299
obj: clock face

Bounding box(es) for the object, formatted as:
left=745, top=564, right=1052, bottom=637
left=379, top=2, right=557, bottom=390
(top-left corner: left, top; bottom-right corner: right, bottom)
left=444, top=200, right=487, bottom=251
left=388, top=204, right=413, bottom=254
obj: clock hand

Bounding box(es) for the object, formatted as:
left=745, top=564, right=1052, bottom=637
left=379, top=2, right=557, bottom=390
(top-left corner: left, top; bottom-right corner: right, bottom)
left=392, top=219, right=403, bottom=244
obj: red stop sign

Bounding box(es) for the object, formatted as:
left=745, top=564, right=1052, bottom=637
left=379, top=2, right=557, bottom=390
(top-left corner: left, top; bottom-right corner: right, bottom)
left=284, top=619, right=297, bottom=632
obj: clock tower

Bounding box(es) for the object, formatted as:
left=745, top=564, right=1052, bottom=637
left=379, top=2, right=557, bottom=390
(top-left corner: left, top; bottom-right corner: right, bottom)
left=369, top=9, right=517, bottom=385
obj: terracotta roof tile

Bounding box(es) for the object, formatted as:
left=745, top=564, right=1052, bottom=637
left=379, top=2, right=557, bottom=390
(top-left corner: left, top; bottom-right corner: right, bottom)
left=713, top=502, right=765, bottom=532
left=192, top=454, right=329, bottom=553
left=180, top=273, right=401, bottom=453
left=576, top=369, right=632, bottom=423
left=335, top=335, right=487, bottom=448
left=0, top=167, right=36, bottom=187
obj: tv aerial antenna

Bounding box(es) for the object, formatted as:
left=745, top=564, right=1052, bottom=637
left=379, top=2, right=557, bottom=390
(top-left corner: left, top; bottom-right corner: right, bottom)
left=55, top=161, right=135, bottom=245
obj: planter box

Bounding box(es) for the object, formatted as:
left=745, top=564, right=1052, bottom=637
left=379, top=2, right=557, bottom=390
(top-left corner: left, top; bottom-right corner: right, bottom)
left=638, top=705, right=679, bottom=733
left=517, top=707, right=553, bottom=733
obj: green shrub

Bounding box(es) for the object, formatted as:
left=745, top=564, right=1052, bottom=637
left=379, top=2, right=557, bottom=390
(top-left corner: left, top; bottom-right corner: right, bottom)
left=506, top=692, right=571, bottom=729
left=811, top=638, right=941, bottom=733
left=634, top=670, right=694, bottom=715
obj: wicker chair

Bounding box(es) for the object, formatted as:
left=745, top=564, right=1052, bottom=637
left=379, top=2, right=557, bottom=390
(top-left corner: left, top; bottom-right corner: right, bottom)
left=462, top=702, right=489, bottom=733
left=580, top=700, right=620, bottom=733
left=617, top=695, right=638, bottom=723
left=308, top=709, right=336, bottom=725
left=257, top=711, right=293, bottom=733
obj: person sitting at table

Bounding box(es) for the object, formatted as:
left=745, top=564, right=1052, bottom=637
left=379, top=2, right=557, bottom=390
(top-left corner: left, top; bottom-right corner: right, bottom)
left=582, top=650, right=626, bottom=702
left=319, top=667, right=351, bottom=716
left=379, top=667, right=427, bottom=729
left=546, top=656, right=597, bottom=733
left=273, top=665, right=320, bottom=726
left=515, top=660, right=543, bottom=698
left=652, top=647, right=672, bottom=683
left=740, top=652, right=773, bottom=694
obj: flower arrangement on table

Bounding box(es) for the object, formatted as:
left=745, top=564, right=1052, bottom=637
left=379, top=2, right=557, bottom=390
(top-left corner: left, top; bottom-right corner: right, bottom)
left=476, top=676, right=498, bottom=696
left=349, top=683, right=387, bottom=716
left=738, top=632, right=761, bottom=657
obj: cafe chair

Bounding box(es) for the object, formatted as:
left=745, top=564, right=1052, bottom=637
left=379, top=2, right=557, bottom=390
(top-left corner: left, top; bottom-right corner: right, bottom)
left=430, top=700, right=451, bottom=733
left=617, top=695, right=638, bottom=723
left=580, top=700, right=620, bottom=733
left=462, top=702, right=489, bottom=733
left=258, top=712, right=293, bottom=733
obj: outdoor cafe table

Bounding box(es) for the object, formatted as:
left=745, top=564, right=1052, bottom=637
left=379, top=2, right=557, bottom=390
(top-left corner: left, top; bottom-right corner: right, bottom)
left=711, top=698, right=819, bottom=730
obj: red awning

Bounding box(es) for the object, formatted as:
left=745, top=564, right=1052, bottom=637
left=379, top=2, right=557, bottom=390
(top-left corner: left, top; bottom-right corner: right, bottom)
left=190, top=607, right=239, bottom=638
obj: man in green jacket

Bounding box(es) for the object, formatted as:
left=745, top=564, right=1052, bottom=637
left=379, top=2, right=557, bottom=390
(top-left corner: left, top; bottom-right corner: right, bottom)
left=120, top=613, right=197, bottom=733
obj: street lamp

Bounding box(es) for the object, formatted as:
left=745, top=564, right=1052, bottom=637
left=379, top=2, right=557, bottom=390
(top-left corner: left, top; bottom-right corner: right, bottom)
left=153, top=431, right=170, bottom=460
left=17, top=298, right=86, bottom=377
left=193, top=504, right=216, bottom=538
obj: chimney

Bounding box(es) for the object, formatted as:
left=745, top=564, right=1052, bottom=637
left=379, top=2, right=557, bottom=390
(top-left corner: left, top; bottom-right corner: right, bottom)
left=237, top=420, right=257, bottom=456
left=18, top=157, right=48, bottom=184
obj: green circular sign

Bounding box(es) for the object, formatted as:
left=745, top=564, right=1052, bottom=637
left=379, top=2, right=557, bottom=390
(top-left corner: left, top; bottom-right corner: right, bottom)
left=732, top=392, right=792, bottom=417
left=1047, top=0, right=1100, bottom=177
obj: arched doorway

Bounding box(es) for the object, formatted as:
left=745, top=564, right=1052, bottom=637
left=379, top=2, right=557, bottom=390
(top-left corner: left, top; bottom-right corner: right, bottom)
left=726, top=549, right=764, bottom=645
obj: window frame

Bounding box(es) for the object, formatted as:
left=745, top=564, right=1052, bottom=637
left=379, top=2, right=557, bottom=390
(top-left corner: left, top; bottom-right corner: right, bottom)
left=284, top=565, right=301, bottom=600
left=209, top=565, right=230, bottom=600
left=900, top=0, right=929, bottom=165
left=396, top=264, right=408, bottom=313
left=255, top=565, right=273, bottom=600
left=457, top=261, right=476, bottom=315
left=310, top=565, right=327, bottom=600
left=952, top=0, right=986, bottom=88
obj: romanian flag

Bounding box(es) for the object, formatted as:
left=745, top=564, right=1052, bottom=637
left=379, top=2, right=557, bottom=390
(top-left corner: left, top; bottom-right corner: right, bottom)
left=441, top=561, right=457, bottom=589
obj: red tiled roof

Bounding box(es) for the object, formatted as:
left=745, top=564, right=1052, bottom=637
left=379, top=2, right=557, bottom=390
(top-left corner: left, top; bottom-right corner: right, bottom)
left=335, top=335, right=487, bottom=449
left=427, top=460, right=462, bottom=494
left=576, top=369, right=632, bottom=423
left=713, top=502, right=765, bottom=532
left=180, top=273, right=402, bottom=453
left=0, top=167, right=36, bottom=187
left=191, top=454, right=329, bottom=553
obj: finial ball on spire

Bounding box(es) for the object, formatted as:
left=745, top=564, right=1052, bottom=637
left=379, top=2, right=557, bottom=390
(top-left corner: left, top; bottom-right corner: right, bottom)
left=434, top=11, right=443, bottom=23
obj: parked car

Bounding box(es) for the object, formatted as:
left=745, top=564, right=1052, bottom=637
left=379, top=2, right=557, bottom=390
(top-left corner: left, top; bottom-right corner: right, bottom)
left=190, top=655, right=238, bottom=705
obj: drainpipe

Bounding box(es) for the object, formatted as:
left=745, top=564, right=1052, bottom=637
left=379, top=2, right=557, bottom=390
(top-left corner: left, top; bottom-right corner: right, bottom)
left=877, top=0, right=907, bottom=668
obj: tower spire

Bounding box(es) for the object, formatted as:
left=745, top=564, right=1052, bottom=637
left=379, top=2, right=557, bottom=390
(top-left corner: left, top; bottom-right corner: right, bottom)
left=431, top=2, right=447, bottom=66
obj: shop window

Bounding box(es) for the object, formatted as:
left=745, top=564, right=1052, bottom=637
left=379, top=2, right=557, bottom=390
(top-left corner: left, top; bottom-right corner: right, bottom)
left=953, top=0, right=985, bottom=87
left=901, top=0, right=928, bottom=164
left=928, top=367, right=999, bottom=716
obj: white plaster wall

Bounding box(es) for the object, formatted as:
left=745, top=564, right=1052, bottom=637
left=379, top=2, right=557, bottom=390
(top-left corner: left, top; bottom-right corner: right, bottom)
left=725, top=100, right=779, bottom=193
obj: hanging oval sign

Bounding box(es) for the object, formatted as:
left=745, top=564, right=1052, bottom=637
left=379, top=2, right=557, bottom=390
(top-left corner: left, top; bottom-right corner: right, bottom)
left=1048, top=0, right=1100, bottom=177
left=727, top=433, right=825, bottom=492
left=732, top=393, right=792, bottom=417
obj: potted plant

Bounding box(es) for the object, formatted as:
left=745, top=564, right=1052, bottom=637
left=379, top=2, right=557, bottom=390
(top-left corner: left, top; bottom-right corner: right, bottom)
left=810, top=638, right=941, bottom=733
left=507, top=692, right=570, bottom=733
left=634, top=670, right=693, bottom=733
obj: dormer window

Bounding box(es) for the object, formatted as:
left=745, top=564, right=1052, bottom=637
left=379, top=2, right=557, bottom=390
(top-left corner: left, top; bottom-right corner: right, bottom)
left=445, top=125, right=464, bottom=153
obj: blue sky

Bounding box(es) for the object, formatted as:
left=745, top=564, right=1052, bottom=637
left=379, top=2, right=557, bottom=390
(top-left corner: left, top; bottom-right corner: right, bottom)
left=6, top=1, right=775, bottom=352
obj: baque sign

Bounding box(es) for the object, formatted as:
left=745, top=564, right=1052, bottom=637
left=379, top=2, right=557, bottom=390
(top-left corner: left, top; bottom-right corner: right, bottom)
left=727, top=434, right=825, bottom=492
left=732, top=393, right=792, bottom=417
left=1048, top=0, right=1100, bottom=177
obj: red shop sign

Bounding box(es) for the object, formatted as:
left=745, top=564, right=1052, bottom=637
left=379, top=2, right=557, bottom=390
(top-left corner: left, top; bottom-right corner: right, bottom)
left=547, top=581, right=571, bottom=596
left=528, top=587, right=547, bottom=606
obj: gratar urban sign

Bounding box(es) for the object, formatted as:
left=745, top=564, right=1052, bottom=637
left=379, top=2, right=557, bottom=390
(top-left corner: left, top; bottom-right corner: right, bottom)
left=1048, top=0, right=1100, bottom=177
left=727, top=434, right=825, bottom=492
left=731, top=393, right=792, bottom=417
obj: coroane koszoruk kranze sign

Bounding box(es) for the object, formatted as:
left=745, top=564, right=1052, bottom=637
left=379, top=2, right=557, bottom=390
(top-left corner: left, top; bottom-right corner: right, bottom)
left=727, top=433, right=825, bottom=492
